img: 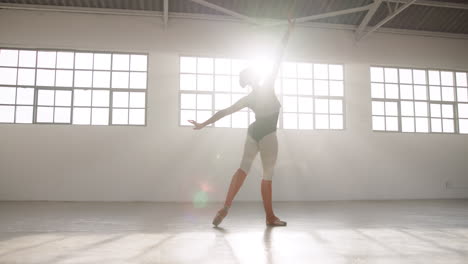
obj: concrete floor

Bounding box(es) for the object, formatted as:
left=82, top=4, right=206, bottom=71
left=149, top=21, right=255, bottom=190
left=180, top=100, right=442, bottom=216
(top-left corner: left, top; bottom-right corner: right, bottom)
left=0, top=200, right=467, bottom=264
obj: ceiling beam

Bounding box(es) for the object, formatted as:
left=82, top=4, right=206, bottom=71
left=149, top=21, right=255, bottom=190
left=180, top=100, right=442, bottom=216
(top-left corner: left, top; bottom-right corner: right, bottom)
left=355, top=0, right=382, bottom=40
left=263, top=3, right=374, bottom=27
left=384, top=0, right=468, bottom=10
left=358, top=0, right=417, bottom=41
left=187, top=0, right=260, bottom=25
left=163, top=0, right=168, bottom=28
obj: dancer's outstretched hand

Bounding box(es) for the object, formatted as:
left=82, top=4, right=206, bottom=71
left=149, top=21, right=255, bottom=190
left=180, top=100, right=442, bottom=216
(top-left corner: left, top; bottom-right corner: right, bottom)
left=188, top=120, right=205, bottom=130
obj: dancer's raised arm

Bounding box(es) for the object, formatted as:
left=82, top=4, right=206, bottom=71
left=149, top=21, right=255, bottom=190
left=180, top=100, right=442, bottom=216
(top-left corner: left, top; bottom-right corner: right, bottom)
left=188, top=95, right=249, bottom=130
left=266, top=18, right=296, bottom=85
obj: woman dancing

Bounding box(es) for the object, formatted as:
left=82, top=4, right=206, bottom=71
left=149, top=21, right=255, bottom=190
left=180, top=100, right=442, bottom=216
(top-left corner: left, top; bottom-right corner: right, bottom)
left=189, top=18, right=295, bottom=227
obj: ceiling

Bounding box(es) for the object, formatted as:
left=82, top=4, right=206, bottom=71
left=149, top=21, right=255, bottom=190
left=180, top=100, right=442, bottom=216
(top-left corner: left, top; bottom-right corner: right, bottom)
left=1, top=0, right=467, bottom=37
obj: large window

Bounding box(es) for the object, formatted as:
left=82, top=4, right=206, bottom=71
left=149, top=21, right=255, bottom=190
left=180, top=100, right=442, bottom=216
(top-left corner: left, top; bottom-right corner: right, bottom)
left=179, top=56, right=345, bottom=130
left=0, top=48, right=148, bottom=125
left=371, top=66, right=468, bottom=134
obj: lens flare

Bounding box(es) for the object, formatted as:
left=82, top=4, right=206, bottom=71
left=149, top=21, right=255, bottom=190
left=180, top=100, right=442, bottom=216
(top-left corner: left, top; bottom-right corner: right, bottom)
left=193, top=190, right=208, bottom=208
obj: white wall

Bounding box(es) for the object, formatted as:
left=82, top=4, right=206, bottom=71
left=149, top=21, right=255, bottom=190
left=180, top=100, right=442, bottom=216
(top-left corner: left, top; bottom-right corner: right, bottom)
left=1, top=9, right=467, bottom=202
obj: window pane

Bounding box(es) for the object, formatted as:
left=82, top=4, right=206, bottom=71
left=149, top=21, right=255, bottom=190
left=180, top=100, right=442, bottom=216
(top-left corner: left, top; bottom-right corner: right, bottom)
left=37, top=106, right=53, bottom=122
left=180, top=57, right=196, bottom=73
left=315, top=114, right=329, bottom=129
left=314, top=64, right=328, bottom=79
left=130, top=72, right=147, bottom=89
left=314, top=80, right=328, bottom=96
left=442, top=104, right=453, bottom=118
left=372, top=101, right=384, bottom=116
left=55, top=90, right=72, bottom=106
left=329, top=65, right=343, bottom=80
left=443, top=119, right=454, bottom=133
left=180, top=110, right=196, bottom=126
left=197, top=75, right=213, bottom=91
left=400, top=84, right=413, bottom=100
left=428, top=70, right=440, bottom=85
left=370, top=67, right=384, bottom=83
left=372, top=116, right=385, bottom=130
left=385, top=102, right=398, bottom=116
left=330, top=114, right=343, bottom=129
left=181, top=93, right=196, bottom=109
left=93, top=71, right=111, bottom=88
left=215, top=58, right=230, bottom=75
left=459, top=119, right=468, bottom=134
left=92, top=90, right=110, bottom=107
left=371, top=83, right=384, bottom=98
left=386, top=116, right=398, bottom=131
left=283, top=79, right=297, bottom=95
left=37, top=51, right=56, bottom=68
left=130, top=54, right=147, bottom=71
left=315, top=99, right=328, bottom=114
left=413, top=70, right=426, bottom=84
left=431, top=118, right=442, bottom=132
left=113, top=92, right=129, bottom=107
left=37, top=69, right=55, bottom=86
left=0, top=68, right=17, bottom=85
left=441, top=71, right=453, bottom=86
left=112, top=54, right=130, bottom=71
left=0, top=105, right=14, bottom=122
left=38, top=90, right=54, bottom=106
left=385, top=84, right=399, bottom=99
left=297, top=63, right=312, bottom=79
left=16, top=88, right=34, bottom=105
left=298, top=79, right=312, bottom=95
left=215, top=94, right=231, bottom=110
left=75, top=52, right=93, bottom=69
left=54, top=107, right=71, bottom=123
left=384, top=68, right=398, bottom=83
left=197, top=58, right=214, bottom=74
left=0, top=49, right=18, bottom=67
left=19, top=50, right=36, bottom=67
left=0, top=87, right=16, bottom=104
left=298, top=113, right=313, bottom=129
left=282, top=96, right=297, bottom=112
left=441, top=87, right=454, bottom=101
left=329, top=81, right=343, bottom=97
left=74, top=71, right=92, bottom=87
left=415, top=117, right=428, bottom=133
left=180, top=74, right=196, bottom=91
left=414, top=85, right=427, bottom=100
left=129, top=109, right=145, bottom=125
left=74, top=89, right=91, bottom=106
left=430, top=104, right=441, bottom=118
left=197, top=94, right=212, bottom=110
left=112, top=108, right=129, bottom=124
left=130, top=92, right=145, bottom=108
left=112, top=72, right=129, bottom=88
left=330, top=99, right=343, bottom=114
left=94, top=53, right=111, bottom=70
left=401, top=101, right=414, bottom=116
left=414, top=102, right=428, bottom=117
left=283, top=113, right=297, bottom=129
left=56, top=52, right=74, bottom=69
left=215, top=75, right=231, bottom=91
left=456, top=72, right=467, bottom=87
left=91, top=108, right=109, bottom=125
left=457, top=88, right=468, bottom=102
left=429, top=86, right=441, bottom=101
left=15, top=106, right=33, bottom=123
left=55, top=70, right=73, bottom=87
left=402, top=117, right=415, bottom=132
left=458, top=104, right=468, bottom=118
left=399, top=69, right=412, bottom=84
left=298, top=97, right=313, bottom=113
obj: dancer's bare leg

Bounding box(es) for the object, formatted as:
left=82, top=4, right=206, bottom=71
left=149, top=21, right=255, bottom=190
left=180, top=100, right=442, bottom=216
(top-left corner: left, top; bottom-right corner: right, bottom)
left=261, top=179, right=276, bottom=221
left=212, top=168, right=247, bottom=226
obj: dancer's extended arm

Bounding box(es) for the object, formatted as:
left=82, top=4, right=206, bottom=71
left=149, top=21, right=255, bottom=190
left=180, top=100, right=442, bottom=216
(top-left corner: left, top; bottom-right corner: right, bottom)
left=188, top=96, right=249, bottom=130
left=266, top=19, right=296, bottom=85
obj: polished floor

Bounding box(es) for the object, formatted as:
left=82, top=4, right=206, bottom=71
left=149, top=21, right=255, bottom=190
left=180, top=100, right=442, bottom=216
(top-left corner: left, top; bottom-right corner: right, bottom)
left=0, top=200, right=467, bottom=264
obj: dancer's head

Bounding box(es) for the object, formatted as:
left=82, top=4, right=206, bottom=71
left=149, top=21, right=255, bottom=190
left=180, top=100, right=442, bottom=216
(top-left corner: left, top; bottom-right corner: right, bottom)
left=239, top=68, right=260, bottom=89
